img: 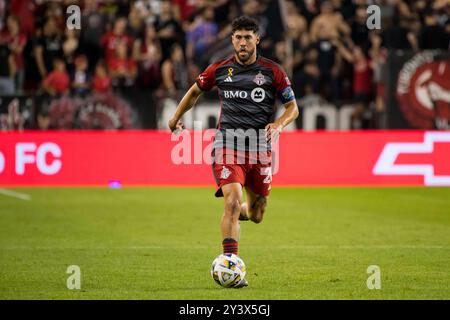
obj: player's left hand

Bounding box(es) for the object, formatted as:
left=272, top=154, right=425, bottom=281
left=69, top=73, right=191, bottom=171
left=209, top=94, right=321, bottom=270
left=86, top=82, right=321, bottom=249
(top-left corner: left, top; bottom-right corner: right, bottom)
left=265, top=123, right=283, bottom=143
left=168, top=117, right=185, bottom=133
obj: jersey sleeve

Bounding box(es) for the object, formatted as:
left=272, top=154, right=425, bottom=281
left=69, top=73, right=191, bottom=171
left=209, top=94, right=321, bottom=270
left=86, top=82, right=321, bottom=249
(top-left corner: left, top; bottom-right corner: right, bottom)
left=195, top=63, right=218, bottom=91
left=273, top=64, right=296, bottom=104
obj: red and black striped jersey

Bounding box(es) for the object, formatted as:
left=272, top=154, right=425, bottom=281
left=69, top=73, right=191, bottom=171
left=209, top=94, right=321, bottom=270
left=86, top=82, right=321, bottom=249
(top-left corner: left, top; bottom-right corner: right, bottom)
left=196, top=55, right=295, bottom=131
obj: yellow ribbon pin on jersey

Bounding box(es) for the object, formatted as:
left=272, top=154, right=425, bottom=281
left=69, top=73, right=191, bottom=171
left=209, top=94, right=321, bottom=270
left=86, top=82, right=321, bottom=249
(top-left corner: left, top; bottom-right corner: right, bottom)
left=228, top=68, right=233, bottom=76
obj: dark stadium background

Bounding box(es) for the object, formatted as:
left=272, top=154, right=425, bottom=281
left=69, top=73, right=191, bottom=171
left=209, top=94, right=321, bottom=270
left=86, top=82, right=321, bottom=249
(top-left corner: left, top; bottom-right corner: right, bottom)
left=0, top=0, right=448, bottom=131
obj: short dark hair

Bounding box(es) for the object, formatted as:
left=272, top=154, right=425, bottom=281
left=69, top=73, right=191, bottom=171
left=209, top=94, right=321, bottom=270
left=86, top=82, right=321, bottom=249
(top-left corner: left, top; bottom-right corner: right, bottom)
left=231, top=15, right=259, bottom=34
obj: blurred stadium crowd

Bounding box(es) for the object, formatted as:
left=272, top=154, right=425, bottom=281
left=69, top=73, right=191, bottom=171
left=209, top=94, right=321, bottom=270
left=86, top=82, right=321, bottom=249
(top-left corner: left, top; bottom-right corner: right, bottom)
left=0, top=0, right=449, bottom=130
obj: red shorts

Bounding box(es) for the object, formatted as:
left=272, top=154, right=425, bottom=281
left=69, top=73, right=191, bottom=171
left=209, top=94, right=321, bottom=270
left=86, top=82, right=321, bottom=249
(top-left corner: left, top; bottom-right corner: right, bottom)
left=212, top=148, right=272, bottom=197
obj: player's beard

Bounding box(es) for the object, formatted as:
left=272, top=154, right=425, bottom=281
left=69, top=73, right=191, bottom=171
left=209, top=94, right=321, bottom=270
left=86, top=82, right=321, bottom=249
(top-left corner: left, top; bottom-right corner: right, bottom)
left=235, top=47, right=255, bottom=64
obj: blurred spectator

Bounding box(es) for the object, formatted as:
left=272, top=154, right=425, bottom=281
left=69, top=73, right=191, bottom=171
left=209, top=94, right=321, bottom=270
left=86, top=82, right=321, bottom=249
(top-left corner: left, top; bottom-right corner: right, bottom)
left=351, top=6, right=369, bottom=49
left=173, top=0, right=197, bottom=24
left=207, top=0, right=236, bottom=31
left=241, top=0, right=270, bottom=55
left=133, top=24, right=162, bottom=91
left=0, top=40, right=16, bottom=94
left=0, top=98, right=24, bottom=130
left=0, top=0, right=5, bottom=31
left=419, top=9, right=449, bottom=49
left=310, top=0, right=351, bottom=42
left=311, top=35, right=341, bottom=103
left=63, top=29, right=81, bottom=75
left=293, top=46, right=320, bottom=97
left=81, top=0, right=108, bottom=72
left=382, top=17, right=417, bottom=50
left=101, top=17, right=133, bottom=64
left=186, top=6, right=219, bottom=68
left=412, top=0, right=428, bottom=20
left=295, top=0, right=320, bottom=26
left=334, top=39, right=373, bottom=128
left=71, top=55, right=91, bottom=97
left=34, top=17, right=64, bottom=80
left=273, top=39, right=295, bottom=74
left=241, top=0, right=261, bottom=20
left=1, top=15, right=26, bottom=91
left=108, top=41, right=137, bottom=92
left=260, top=0, right=285, bottom=47
left=369, top=32, right=387, bottom=118
left=43, top=1, right=66, bottom=31
left=91, top=61, right=112, bottom=93
left=285, top=0, right=309, bottom=48
left=133, top=0, right=161, bottom=25
left=191, top=0, right=238, bottom=67
left=154, top=0, right=184, bottom=60
left=42, top=58, right=70, bottom=97
left=162, top=43, right=188, bottom=97
left=127, top=4, right=145, bottom=39
left=9, top=0, right=36, bottom=37
left=36, top=107, right=51, bottom=130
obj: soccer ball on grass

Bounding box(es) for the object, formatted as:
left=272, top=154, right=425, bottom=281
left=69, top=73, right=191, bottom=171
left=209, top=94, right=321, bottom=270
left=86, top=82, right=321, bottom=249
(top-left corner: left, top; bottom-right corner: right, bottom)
left=211, top=254, right=246, bottom=288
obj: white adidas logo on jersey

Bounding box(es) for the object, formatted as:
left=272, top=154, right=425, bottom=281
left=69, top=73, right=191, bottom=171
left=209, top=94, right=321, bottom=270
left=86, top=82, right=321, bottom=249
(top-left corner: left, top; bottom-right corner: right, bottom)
left=224, top=76, right=233, bottom=82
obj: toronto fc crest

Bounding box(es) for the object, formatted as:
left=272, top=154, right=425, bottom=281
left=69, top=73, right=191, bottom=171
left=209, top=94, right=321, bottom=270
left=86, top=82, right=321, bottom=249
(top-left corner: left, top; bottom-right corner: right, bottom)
left=220, top=166, right=231, bottom=179
left=253, top=71, right=266, bottom=86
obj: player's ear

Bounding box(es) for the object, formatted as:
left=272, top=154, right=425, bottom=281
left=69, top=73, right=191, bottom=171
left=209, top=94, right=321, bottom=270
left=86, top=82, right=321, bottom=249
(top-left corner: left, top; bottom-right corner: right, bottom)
left=256, top=34, right=260, bottom=45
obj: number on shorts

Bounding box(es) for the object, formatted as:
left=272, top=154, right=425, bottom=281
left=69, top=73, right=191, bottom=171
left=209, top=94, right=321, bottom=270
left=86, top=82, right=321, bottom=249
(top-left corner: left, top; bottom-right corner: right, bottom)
left=261, top=167, right=272, bottom=184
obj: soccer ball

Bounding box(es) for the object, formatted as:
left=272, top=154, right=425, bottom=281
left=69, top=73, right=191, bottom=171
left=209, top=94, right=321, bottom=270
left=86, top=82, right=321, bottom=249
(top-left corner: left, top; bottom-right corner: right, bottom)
left=211, top=253, right=246, bottom=288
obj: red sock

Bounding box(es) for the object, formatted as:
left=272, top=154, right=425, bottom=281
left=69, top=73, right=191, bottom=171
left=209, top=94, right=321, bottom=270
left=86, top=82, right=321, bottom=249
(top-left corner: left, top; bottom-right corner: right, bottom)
left=222, top=238, right=238, bottom=255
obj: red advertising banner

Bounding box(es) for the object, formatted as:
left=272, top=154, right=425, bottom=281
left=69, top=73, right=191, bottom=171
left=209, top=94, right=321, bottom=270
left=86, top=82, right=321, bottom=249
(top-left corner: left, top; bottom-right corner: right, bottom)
left=0, top=130, right=449, bottom=186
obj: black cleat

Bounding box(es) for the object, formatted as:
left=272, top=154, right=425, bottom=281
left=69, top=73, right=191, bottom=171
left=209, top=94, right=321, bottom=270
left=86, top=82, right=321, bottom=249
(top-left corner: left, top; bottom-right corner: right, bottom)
left=239, top=213, right=249, bottom=221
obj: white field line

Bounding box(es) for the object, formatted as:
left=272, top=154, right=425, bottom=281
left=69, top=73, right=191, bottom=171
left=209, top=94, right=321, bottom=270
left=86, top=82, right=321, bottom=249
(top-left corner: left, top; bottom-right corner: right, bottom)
left=0, top=188, right=31, bottom=201
left=0, top=245, right=448, bottom=250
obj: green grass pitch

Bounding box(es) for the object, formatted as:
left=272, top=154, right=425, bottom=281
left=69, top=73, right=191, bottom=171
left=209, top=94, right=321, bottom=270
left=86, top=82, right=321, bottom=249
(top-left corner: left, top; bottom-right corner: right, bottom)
left=0, top=187, right=449, bottom=299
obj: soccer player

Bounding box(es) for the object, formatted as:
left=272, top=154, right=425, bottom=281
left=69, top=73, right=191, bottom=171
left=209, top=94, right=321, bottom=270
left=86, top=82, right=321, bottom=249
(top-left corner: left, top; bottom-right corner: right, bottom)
left=168, top=16, right=299, bottom=286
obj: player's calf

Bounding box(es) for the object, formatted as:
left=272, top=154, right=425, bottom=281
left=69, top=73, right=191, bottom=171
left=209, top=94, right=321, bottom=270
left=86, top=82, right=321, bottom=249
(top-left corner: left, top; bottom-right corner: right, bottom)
left=221, top=183, right=243, bottom=254
left=221, top=197, right=241, bottom=238
left=224, top=197, right=241, bottom=219
left=249, top=195, right=267, bottom=224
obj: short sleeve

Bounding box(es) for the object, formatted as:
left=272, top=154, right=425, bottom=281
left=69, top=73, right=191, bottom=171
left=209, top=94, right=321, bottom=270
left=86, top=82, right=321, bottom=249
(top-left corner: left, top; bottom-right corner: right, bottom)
left=196, top=63, right=217, bottom=91
left=273, top=64, right=296, bottom=104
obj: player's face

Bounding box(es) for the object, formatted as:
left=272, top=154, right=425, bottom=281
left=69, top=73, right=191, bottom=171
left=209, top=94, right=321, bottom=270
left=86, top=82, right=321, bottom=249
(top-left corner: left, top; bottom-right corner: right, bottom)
left=232, top=30, right=260, bottom=64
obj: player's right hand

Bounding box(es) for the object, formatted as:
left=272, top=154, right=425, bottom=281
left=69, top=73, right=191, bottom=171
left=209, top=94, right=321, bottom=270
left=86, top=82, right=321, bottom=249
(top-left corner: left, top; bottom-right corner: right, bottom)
left=168, top=118, right=185, bottom=133
left=265, top=122, right=283, bottom=143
